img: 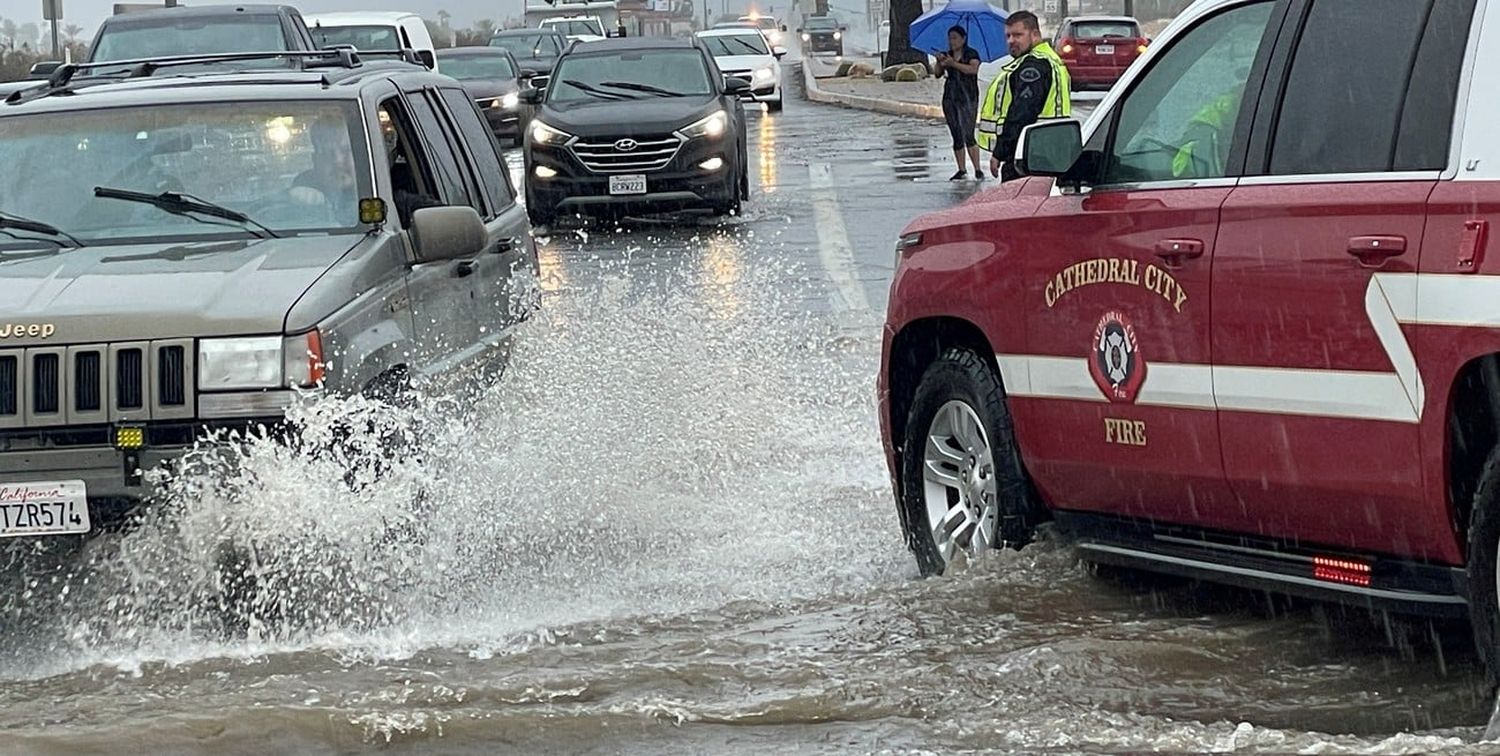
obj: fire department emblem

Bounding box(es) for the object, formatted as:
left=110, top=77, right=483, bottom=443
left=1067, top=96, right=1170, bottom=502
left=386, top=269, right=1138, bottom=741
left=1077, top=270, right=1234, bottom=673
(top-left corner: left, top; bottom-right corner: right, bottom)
left=1089, top=311, right=1146, bottom=403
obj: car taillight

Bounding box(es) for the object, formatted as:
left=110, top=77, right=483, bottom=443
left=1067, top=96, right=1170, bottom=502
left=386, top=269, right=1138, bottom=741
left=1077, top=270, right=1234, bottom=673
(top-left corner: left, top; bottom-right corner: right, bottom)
left=1060, top=38, right=1074, bottom=55
left=1136, top=39, right=1148, bottom=53
left=1312, top=555, right=1371, bottom=587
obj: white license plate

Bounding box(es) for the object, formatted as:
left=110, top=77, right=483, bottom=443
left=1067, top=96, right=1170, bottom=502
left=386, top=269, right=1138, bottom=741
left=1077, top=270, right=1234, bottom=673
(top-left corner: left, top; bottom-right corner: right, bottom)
left=608, top=175, right=648, bottom=195
left=1095, top=44, right=1115, bottom=54
left=0, top=481, right=90, bottom=537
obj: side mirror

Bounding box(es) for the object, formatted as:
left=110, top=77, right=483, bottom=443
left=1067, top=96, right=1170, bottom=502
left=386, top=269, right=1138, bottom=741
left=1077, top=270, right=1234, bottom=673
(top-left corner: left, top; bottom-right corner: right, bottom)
left=780, top=24, right=788, bottom=31
left=28, top=61, right=61, bottom=78
left=772, top=46, right=787, bottom=58
left=1016, top=119, right=1083, bottom=178
left=520, top=87, right=544, bottom=105
left=519, top=68, right=539, bottom=79
left=416, top=50, right=436, bottom=69
left=724, top=76, right=752, bottom=95
left=795, top=27, right=802, bottom=33
left=409, top=206, right=487, bottom=263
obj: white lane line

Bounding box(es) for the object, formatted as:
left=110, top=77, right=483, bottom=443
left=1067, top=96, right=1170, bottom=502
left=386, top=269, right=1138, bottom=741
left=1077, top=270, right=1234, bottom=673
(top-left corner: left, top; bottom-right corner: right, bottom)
left=808, top=162, right=870, bottom=312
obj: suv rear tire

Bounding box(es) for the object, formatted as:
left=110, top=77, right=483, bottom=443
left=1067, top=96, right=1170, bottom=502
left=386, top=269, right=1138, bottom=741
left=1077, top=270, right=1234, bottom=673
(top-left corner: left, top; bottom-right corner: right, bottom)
left=1467, top=448, right=1500, bottom=688
left=898, top=347, right=1043, bottom=576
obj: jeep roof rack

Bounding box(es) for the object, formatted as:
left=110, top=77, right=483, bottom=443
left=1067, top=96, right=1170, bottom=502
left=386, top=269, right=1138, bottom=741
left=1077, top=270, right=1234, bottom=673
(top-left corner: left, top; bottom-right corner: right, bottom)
left=3, top=48, right=424, bottom=106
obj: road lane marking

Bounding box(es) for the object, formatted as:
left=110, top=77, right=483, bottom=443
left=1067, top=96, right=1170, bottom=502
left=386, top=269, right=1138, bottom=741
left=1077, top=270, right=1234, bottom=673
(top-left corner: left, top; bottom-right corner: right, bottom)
left=808, top=162, right=870, bottom=312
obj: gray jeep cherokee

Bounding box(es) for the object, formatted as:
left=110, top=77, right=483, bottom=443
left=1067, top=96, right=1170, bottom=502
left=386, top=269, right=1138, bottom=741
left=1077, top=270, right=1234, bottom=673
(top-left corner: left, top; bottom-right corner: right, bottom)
left=0, top=52, right=537, bottom=537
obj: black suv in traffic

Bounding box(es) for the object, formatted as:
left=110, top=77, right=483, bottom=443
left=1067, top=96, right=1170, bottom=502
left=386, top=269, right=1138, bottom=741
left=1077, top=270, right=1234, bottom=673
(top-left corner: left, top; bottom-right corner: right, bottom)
left=521, top=37, right=751, bottom=226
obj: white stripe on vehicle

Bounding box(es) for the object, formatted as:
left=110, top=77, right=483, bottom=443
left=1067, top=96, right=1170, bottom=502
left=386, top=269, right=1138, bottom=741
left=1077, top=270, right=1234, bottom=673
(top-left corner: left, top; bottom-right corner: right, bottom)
left=990, top=273, right=1497, bottom=423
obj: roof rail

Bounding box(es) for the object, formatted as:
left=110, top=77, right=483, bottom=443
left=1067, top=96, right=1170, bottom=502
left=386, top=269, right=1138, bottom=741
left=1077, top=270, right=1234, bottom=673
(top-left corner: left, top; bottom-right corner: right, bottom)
left=3, top=48, right=377, bottom=106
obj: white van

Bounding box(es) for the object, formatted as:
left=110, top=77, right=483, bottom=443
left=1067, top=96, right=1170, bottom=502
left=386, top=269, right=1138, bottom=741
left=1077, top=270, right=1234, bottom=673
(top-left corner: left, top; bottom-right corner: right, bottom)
left=306, top=11, right=438, bottom=71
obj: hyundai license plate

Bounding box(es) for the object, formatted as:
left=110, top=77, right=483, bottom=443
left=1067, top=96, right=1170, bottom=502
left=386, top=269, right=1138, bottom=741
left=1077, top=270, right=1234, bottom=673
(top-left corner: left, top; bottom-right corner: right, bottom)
left=0, top=481, right=90, bottom=537
left=1095, top=44, right=1115, bottom=54
left=609, top=175, right=648, bottom=195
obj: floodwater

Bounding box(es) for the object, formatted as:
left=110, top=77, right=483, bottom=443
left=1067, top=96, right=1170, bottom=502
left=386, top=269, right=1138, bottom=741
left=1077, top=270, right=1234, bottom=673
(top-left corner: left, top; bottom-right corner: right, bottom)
left=0, top=84, right=1495, bottom=755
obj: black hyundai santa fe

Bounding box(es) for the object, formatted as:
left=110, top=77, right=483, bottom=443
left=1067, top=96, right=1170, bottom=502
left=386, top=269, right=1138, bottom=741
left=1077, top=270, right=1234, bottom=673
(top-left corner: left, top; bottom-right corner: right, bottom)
left=522, top=37, right=750, bottom=226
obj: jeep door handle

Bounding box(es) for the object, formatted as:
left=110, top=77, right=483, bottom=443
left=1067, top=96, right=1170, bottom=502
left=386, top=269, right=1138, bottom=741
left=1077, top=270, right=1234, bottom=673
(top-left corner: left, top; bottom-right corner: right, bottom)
left=454, top=260, right=477, bottom=278
left=491, top=236, right=521, bottom=254
left=1153, top=238, right=1204, bottom=268
left=1347, top=235, right=1407, bottom=267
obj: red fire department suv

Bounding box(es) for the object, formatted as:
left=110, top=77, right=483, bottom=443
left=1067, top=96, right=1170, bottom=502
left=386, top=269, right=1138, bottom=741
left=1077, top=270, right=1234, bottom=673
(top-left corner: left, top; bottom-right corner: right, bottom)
left=880, top=0, right=1500, bottom=681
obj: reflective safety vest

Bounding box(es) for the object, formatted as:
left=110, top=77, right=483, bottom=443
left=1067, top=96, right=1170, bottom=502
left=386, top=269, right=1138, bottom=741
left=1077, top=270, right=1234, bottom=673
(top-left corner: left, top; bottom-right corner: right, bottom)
left=977, top=41, right=1072, bottom=153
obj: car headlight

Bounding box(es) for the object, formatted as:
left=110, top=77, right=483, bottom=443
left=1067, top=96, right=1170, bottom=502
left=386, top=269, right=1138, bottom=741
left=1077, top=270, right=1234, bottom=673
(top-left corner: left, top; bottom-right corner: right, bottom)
left=679, top=110, right=727, bottom=139
left=833, top=31, right=842, bottom=40
left=801, top=33, right=811, bottom=41
left=753, top=66, right=774, bottom=81
left=502, top=91, right=520, bottom=109
left=198, top=332, right=325, bottom=391
left=530, top=119, right=572, bottom=145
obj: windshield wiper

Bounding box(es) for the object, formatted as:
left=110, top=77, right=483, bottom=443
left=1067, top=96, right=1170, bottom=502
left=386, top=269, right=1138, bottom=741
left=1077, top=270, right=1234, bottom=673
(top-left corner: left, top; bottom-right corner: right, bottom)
left=561, top=79, right=632, bottom=100
left=92, top=187, right=280, bottom=239
left=597, top=81, right=688, bottom=97
left=0, top=211, right=85, bottom=247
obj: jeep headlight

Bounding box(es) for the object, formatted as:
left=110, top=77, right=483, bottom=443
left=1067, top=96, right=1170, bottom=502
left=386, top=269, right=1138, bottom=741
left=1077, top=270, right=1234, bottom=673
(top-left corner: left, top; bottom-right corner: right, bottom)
left=199, top=332, right=325, bottom=390
left=833, top=31, right=842, bottom=40
left=501, top=91, right=520, bottom=109
left=530, top=119, right=572, bottom=145
left=679, top=110, right=727, bottom=139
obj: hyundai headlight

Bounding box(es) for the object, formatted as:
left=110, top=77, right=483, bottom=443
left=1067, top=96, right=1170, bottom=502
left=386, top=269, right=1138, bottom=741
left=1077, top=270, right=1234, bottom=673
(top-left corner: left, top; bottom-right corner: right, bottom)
left=199, top=332, right=325, bottom=391
left=502, top=91, right=520, bottom=109
left=530, top=119, right=572, bottom=145
left=679, top=110, right=727, bottom=139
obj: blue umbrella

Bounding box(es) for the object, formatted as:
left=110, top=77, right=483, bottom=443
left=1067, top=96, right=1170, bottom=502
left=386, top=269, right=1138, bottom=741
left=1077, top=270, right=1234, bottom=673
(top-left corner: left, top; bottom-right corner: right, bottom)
left=908, top=0, right=1010, bottom=62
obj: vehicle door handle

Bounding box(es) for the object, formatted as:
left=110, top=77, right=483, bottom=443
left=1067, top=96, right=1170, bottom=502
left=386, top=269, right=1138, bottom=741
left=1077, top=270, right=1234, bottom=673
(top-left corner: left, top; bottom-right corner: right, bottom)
left=492, top=236, right=520, bottom=254
left=454, top=260, right=476, bottom=278
left=1153, top=238, right=1205, bottom=268
left=1347, top=235, right=1407, bottom=267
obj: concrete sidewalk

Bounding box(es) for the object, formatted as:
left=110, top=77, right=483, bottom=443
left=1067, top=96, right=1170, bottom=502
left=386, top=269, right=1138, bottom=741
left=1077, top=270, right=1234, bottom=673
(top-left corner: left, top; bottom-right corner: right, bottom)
left=800, top=60, right=1104, bottom=122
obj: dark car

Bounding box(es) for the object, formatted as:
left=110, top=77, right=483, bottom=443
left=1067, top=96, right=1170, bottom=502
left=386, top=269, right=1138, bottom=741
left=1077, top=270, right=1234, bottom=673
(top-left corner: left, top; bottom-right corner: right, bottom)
left=437, top=47, right=526, bottom=145
left=88, top=5, right=317, bottom=65
left=521, top=37, right=750, bottom=226
left=489, top=29, right=568, bottom=78
left=798, top=16, right=844, bottom=56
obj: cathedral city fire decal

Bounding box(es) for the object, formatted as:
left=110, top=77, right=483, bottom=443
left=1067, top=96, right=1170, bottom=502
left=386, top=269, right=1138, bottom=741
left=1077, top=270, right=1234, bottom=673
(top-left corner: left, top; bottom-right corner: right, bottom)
left=1089, top=311, right=1146, bottom=403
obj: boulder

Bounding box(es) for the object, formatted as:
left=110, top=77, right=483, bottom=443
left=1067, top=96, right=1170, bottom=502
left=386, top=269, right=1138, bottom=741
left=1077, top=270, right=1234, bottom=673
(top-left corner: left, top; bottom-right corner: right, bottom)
left=847, top=62, right=876, bottom=78
left=895, top=67, right=920, bottom=82
left=834, top=60, right=854, bottom=77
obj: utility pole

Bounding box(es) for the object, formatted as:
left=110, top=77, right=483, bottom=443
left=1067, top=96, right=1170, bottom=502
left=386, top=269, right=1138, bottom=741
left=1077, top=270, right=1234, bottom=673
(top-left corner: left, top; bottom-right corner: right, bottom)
left=42, top=0, right=61, bottom=58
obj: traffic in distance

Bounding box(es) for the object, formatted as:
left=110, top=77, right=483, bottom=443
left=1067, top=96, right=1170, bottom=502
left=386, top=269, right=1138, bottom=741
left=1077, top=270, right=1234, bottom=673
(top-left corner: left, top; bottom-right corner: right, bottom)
left=3, top=0, right=1500, bottom=748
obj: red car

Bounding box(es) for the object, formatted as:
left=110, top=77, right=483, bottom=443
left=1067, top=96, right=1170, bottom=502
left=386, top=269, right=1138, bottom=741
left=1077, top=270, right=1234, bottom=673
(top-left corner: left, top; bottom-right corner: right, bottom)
left=1053, top=15, right=1147, bottom=91
left=881, top=0, right=1500, bottom=681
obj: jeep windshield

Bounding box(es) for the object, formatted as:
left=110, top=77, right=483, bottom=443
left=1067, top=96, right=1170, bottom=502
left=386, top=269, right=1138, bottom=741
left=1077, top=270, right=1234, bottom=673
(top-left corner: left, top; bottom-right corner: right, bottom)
left=311, top=24, right=400, bottom=51
left=549, top=50, right=713, bottom=103
left=90, top=15, right=290, bottom=63
left=0, top=101, right=371, bottom=245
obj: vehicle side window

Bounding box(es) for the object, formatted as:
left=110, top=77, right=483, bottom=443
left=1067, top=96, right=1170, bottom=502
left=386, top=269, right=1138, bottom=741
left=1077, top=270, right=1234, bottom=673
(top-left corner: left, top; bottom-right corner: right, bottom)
left=1101, top=1, right=1273, bottom=185
left=404, top=91, right=480, bottom=213
left=1395, top=0, right=1476, bottom=171
left=438, top=87, right=516, bottom=213
left=377, top=98, right=440, bottom=229
left=1268, top=0, right=1473, bottom=175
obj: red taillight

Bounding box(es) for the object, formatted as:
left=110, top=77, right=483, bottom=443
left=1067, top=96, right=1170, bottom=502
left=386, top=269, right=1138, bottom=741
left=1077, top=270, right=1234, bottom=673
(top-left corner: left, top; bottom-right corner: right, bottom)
left=1312, top=556, right=1372, bottom=587
left=1136, top=39, right=1148, bottom=54
left=1059, top=38, right=1075, bottom=56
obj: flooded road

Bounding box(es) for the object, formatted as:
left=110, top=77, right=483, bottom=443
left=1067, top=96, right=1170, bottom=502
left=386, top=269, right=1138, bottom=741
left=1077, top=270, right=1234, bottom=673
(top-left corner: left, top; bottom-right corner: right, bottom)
left=0, top=82, right=1496, bottom=754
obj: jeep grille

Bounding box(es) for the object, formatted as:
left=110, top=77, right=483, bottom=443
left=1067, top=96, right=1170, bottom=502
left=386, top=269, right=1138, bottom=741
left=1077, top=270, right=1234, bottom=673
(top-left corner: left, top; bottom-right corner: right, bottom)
left=0, top=339, right=195, bottom=429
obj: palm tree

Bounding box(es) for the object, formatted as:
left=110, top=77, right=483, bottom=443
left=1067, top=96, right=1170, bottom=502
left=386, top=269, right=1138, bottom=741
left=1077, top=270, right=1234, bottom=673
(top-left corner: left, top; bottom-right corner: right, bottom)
left=63, top=23, right=81, bottom=44
left=437, top=9, right=452, bottom=30
left=472, top=19, right=496, bottom=38
left=0, top=19, right=18, bottom=52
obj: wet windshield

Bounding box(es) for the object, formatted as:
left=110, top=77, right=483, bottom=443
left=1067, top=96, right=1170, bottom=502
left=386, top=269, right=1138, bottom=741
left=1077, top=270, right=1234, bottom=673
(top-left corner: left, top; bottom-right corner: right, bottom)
left=0, top=101, right=370, bottom=244
left=701, top=33, right=769, bottom=57
left=311, top=24, right=400, bottom=51
left=490, top=33, right=561, bottom=58
left=542, top=19, right=604, bottom=37
left=90, top=16, right=287, bottom=61
left=549, top=50, right=712, bottom=102
left=438, top=54, right=517, bottom=80
left=804, top=18, right=838, bottom=31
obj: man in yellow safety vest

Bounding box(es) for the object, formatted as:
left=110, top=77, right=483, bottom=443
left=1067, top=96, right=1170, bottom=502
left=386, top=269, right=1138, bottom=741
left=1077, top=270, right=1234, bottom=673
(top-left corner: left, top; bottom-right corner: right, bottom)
left=976, top=10, right=1071, bottom=180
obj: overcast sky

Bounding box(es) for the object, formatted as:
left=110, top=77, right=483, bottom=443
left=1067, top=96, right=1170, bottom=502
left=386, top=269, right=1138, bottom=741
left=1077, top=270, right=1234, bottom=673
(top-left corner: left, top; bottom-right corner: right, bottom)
left=0, top=0, right=866, bottom=39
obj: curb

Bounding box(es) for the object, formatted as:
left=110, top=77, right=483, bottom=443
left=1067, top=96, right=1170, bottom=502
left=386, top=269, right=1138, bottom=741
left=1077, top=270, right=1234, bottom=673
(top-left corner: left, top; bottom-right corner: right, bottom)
left=799, top=61, right=945, bottom=121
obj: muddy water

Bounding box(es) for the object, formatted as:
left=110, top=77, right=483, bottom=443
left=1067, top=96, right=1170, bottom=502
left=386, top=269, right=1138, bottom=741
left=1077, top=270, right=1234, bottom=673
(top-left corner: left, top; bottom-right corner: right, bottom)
left=0, top=104, right=1495, bottom=754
